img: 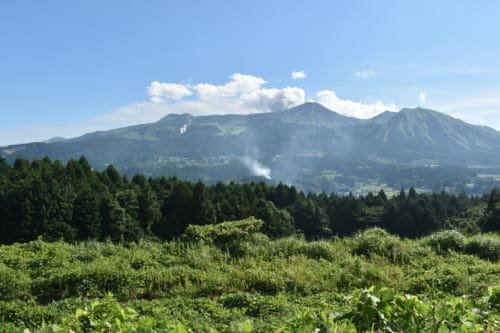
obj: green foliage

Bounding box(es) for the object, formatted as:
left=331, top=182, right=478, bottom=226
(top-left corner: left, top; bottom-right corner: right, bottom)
left=482, top=188, right=500, bottom=232
left=465, top=234, right=500, bottom=261
left=446, top=204, right=485, bottom=235
left=32, top=259, right=136, bottom=302
left=0, top=156, right=498, bottom=246
left=350, top=228, right=402, bottom=259
left=338, top=285, right=500, bottom=332
left=0, top=229, right=497, bottom=303
left=0, top=158, right=498, bottom=333
left=422, top=230, right=467, bottom=254
left=254, top=200, right=295, bottom=238
left=1, top=287, right=498, bottom=332
left=0, top=227, right=498, bottom=331
left=75, top=293, right=140, bottom=332
left=182, top=218, right=263, bottom=256
left=6, top=218, right=500, bottom=325
left=0, top=263, right=30, bottom=301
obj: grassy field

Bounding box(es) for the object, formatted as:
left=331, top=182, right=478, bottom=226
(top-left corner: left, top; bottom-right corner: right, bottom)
left=0, top=219, right=499, bottom=332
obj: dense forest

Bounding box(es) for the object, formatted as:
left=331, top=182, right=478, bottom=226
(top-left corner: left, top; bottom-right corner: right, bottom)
left=0, top=156, right=498, bottom=245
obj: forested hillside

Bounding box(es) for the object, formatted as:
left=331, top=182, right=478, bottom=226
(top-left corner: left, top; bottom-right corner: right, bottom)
left=1, top=156, right=499, bottom=245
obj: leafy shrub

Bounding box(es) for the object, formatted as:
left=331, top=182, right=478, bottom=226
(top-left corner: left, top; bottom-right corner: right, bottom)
left=350, top=228, right=401, bottom=258
left=300, top=241, right=339, bottom=261
left=230, top=266, right=287, bottom=294
left=268, top=236, right=305, bottom=258
left=228, top=232, right=270, bottom=258
left=182, top=218, right=264, bottom=256
left=0, top=263, right=30, bottom=301
left=259, top=236, right=339, bottom=261
left=422, top=229, right=466, bottom=254
left=182, top=218, right=263, bottom=244
left=465, top=235, right=500, bottom=261
left=32, top=262, right=135, bottom=302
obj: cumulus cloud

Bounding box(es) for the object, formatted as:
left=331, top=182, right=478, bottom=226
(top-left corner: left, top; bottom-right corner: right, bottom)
left=239, top=86, right=305, bottom=111
left=186, top=73, right=305, bottom=114
left=291, top=70, right=307, bottom=80
left=194, top=73, right=267, bottom=101
left=317, top=90, right=397, bottom=118
left=354, top=70, right=376, bottom=79
left=418, top=92, right=427, bottom=105
left=147, top=81, right=192, bottom=102
left=94, top=73, right=400, bottom=128
left=96, top=73, right=306, bottom=125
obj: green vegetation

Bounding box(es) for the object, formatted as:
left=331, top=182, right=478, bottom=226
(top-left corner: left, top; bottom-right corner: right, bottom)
left=0, top=221, right=498, bottom=332
left=1, top=156, right=499, bottom=244
left=1, top=156, right=500, bottom=331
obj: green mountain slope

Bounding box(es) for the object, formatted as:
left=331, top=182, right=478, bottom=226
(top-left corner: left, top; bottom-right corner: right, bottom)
left=355, top=107, right=500, bottom=161
left=2, top=103, right=500, bottom=193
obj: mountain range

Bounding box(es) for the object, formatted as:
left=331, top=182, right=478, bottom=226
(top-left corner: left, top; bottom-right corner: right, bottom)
left=3, top=102, right=500, bottom=194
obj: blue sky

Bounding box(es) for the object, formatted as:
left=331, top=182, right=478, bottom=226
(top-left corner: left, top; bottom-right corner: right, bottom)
left=1, top=1, right=500, bottom=145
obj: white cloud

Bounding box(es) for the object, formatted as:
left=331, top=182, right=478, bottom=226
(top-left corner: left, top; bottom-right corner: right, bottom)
left=147, top=81, right=192, bottom=102
left=354, top=70, right=376, bottom=79
left=95, top=73, right=306, bottom=126
left=291, top=70, right=307, bottom=80
left=317, top=90, right=397, bottom=118
left=194, top=73, right=267, bottom=101
left=88, top=73, right=401, bottom=131
left=418, top=92, right=427, bottom=105
left=189, top=73, right=305, bottom=114
left=239, top=86, right=305, bottom=111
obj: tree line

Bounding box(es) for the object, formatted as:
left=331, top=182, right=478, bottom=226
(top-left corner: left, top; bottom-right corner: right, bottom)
left=0, top=156, right=498, bottom=244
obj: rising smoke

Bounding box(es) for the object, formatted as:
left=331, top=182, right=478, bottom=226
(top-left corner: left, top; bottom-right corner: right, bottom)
left=180, top=123, right=188, bottom=134
left=241, top=156, right=272, bottom=179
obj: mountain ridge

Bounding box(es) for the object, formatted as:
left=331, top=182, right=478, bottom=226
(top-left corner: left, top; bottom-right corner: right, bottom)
left=2, top=102, right=500, bottom=194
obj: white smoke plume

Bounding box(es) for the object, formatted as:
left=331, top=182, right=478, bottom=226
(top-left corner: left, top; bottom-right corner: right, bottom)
left=179, top=123, right=188, bottom=134
left=241, top=156, right=272, bottom=179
